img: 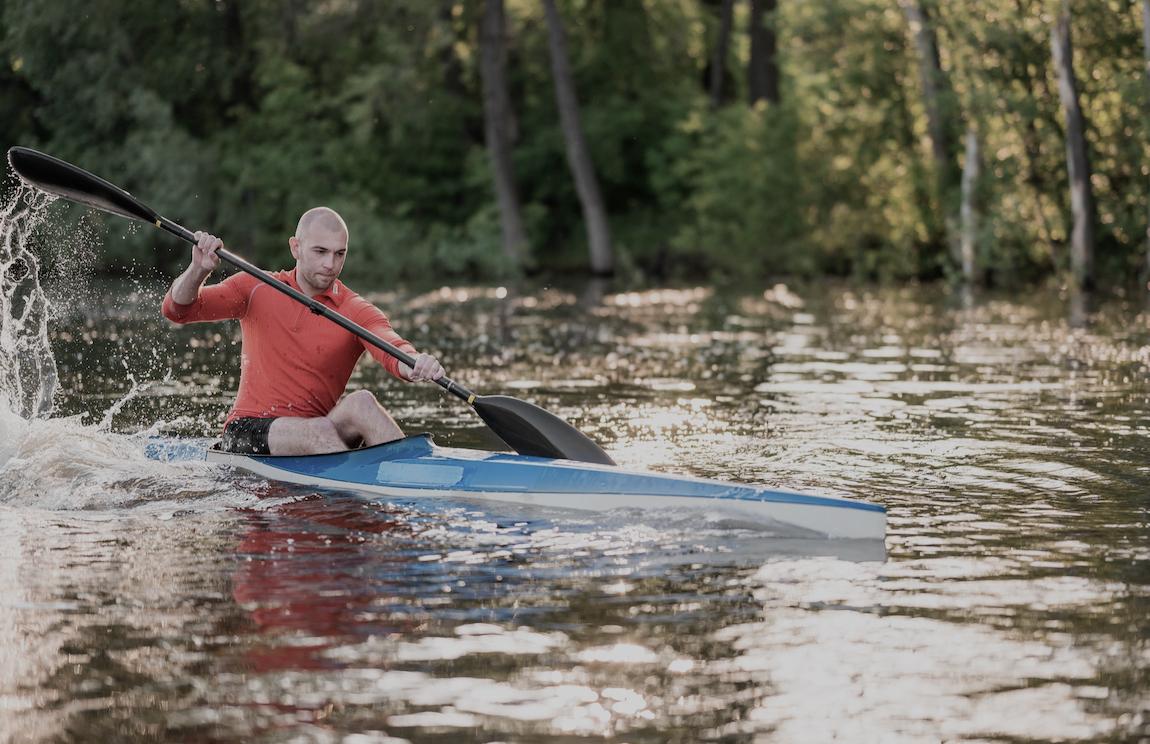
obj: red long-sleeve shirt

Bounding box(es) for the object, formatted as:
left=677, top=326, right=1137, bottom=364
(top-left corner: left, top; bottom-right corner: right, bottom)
left=162, top=269, right=416, bottom=427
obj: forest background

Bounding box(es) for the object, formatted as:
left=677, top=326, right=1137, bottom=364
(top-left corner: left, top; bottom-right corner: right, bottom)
left=0, top=0, right=1145, bottom=291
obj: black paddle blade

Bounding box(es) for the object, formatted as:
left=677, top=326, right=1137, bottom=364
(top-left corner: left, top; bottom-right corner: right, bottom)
left=7, top=147, right=159, bottom=225
left=473, top=395, right=615, bottom=465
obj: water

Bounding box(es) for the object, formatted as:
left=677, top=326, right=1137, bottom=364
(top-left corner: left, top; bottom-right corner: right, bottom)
left=1, top=200, right=1149, bottom=741
left=0, top=186, right=58, bottom=422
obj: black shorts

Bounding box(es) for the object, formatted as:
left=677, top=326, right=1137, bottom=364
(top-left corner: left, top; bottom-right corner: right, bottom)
left=220, top=417, right=276, bottom=455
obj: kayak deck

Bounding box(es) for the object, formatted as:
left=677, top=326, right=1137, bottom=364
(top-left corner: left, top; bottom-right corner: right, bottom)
left=191, top=434, right=885, bottom=540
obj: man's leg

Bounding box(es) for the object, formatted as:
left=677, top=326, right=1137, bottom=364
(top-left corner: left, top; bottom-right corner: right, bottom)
left=327, top=389, right=405, bottom=447
left=266, top=390, right=404, bottom=456
left=267, top=416, right=347, bottom=455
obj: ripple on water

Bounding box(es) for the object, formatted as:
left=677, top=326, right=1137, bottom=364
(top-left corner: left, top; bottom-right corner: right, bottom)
left=1, top=273, right=1150, bottom=741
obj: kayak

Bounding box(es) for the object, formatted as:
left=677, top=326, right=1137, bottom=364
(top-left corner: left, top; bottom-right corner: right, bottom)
left=148, top=434, right=885, bottom=540
left=152, top=435, right=886, bottom=539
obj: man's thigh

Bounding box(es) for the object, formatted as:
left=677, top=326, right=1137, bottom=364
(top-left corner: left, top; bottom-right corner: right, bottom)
left=267, top=416, right=345, bottom=455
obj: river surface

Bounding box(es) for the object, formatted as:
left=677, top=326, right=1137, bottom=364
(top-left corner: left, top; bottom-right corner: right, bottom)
left=2, top=210, right=1149, bottom=741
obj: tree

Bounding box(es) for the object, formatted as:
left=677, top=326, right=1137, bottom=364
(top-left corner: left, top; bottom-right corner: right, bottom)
left=541, top=0, right=614, bottom=275
left=709, top=0, right=736, bottom=108
left=959, top=124, right=980, bottom=283
left=899, top=0, right=960, bottom=266
left=478, top=0, right=529, bottom=267
left=748, top=0, right=780, bottom=105
left=1051, top=1, right=1095, bottom=290
left=1142, top=0, right=1150, bottom=285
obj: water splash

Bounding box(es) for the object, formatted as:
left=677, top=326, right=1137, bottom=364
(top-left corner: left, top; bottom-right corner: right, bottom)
left=0, top=182, right=240, bottom=511
left=0, top=184, right=58, bottom=421
left=95, top=359, right=172, bottom=432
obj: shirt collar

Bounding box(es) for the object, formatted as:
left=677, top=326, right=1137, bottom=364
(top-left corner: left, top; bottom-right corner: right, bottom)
left=287, top=269, right=344, bottom=306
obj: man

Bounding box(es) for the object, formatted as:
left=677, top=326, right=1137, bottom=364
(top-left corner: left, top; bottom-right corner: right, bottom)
left=162, top=207, right=444, bottom=456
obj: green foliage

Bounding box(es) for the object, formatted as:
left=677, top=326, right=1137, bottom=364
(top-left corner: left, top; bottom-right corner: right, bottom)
left=649, top=102, right=809, bottom=278
left=0, top=0, right=1148, bottom=287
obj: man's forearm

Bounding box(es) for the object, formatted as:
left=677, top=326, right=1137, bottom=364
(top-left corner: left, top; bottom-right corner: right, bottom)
left=169, top=265, right=212, bottom=305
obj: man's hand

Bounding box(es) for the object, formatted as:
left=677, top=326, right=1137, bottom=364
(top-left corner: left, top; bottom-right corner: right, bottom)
left=401, top=353, right=445, bottom=383
left=192, top=231, right=223, bottom=274
left=170, top=231, right=223, bottom=305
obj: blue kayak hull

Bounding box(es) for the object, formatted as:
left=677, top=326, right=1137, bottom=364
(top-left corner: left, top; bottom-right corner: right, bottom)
left=171, top=434, right=885, bottom=539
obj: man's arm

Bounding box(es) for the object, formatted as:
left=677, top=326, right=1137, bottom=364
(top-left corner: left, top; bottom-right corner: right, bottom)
left=351, top=301, right=445, bottom=382
left=169, top=232, right=222, bottom=305
left=162, top=232, right=251, bottom=324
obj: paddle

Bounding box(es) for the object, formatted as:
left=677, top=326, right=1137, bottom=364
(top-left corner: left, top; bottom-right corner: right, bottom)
left=7, top=146, right=616, bottom=465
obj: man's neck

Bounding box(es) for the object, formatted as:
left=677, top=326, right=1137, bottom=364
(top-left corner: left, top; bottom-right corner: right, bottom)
left=294, top=269, right=324, bottom=298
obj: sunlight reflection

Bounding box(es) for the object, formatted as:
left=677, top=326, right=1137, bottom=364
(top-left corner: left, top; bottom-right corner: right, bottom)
left=575, top=643, right=660, bottom=664
left=605, top=287, right=712, bottom=308
left=703, top=559, right=1124, bottom=740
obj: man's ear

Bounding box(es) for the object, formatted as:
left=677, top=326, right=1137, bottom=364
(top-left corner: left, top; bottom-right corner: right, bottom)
left=289, top=236, right=299, bottom=260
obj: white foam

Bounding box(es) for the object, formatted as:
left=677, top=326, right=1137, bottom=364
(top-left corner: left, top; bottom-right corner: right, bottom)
left=0, top=185, right=59, bottom=419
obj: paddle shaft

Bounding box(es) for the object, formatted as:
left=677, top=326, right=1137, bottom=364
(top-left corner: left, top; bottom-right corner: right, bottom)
left=156, top=217, right=478, bottom=404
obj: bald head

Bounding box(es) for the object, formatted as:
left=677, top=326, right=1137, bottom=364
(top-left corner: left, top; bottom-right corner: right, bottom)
left=295, top=207, right=348, bottom=242
left=289, top=207, right=350, bottom=296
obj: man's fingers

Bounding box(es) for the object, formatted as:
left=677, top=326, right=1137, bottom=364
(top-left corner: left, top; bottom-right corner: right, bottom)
left=195, top=234, right=223, bottom=266
left=195, top=232, right=221, bottom=251
left=408, top=354, right=444, bottom=382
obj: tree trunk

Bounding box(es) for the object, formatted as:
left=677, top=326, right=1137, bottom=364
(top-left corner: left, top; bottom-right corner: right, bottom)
left=710, top=0, right=735, bottom=109
left=900, top=0, right=960, bottom=262
left=959, top=125, right=980, bottom=283
left=542, top=0, right=614, bottom=275
left=221, top=0, right=254, bottom=115
left=900, top=1, right=951, bottom=175
left=479, top=0, right=529, bottom=266
left=1051, top=3, right=1095, bottom=290
left=1142, top=0, right=1150, bottom=286
left=1012, top=0, right=1057, bottom=255
left=748, top=0, right=779, bottom=105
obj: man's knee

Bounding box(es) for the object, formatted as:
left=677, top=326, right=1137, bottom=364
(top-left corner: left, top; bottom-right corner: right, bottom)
left=330, top=390, right=381, bottom=438
left=329, top=389, right=403, bottom=446
left=345, top=389, right=381, bottom=412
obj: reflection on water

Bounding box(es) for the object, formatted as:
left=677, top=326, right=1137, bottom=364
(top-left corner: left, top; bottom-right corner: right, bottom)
left=1, top=277, right=1149, bottom=742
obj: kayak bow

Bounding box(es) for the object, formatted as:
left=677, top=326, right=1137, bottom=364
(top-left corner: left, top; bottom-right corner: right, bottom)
left=150, top=435, right=886, bottom=540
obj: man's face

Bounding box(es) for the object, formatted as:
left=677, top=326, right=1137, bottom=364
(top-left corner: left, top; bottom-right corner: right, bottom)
left=290, top=226, right=348, bottom=293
